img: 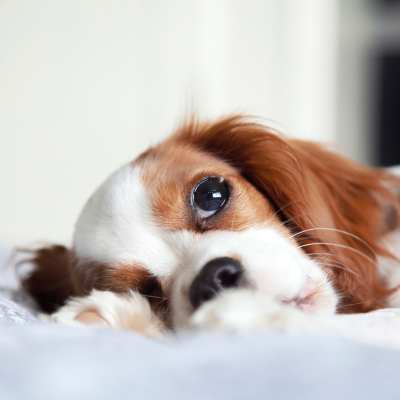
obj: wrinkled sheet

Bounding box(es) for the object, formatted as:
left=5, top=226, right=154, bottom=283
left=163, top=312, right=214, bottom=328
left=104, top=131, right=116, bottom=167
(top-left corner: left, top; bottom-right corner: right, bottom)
left=1, top=243, right=400, bottom=400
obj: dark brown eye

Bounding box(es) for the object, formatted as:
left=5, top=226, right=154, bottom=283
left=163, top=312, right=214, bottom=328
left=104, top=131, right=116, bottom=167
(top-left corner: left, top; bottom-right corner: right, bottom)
left=193, top=178, right=228, bottom=218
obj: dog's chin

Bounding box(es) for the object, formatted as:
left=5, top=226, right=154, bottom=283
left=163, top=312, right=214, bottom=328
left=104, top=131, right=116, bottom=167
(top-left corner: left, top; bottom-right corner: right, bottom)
left=280, top=279, right=337, bottom=314
left=188, top=289, right=310, bottom=333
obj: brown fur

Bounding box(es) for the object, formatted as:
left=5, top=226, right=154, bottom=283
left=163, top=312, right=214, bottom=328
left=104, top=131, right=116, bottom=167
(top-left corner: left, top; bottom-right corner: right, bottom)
left=138, top=144, right=278, bottom=233
left=21, top=115, right=400, bottom=317
left=23, top=249, right=167, bottom=317
left=21, top=246, right=75, bottom=313
left=171, top=116, right=400, bottom=312
left=88, top=262, right=168, bottom=318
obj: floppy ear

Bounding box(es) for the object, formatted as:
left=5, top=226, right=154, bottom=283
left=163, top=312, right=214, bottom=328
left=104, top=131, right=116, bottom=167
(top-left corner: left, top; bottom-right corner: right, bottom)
left=176, top=115, right=400, bottom=312
left=21, top=246, right=168, bottom=317
left=291, top=140, right=400, bottom=311
left=20, top=246, right=75, bottom=313
left=290, top=140, right=400, bottom=237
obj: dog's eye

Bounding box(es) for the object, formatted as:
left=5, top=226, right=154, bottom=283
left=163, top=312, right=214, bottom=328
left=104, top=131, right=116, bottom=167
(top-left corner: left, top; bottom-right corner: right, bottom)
left=193, top=178, right=228, bottom=218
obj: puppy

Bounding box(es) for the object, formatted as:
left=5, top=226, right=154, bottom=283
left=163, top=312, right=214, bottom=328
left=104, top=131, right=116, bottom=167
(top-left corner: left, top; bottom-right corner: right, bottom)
left=21, top=116, right=400, bottom=345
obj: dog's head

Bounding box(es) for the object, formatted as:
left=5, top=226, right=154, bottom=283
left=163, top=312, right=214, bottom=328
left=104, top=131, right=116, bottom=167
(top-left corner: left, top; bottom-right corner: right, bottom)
left=24, top=116, right=400, bottom=328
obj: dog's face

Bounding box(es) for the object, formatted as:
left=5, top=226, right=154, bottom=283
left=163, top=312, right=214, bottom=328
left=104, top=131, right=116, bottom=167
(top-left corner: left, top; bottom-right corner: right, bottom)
left=66, top=116, right=400, bottom=328
left=73, top=141, right=337, bottom=329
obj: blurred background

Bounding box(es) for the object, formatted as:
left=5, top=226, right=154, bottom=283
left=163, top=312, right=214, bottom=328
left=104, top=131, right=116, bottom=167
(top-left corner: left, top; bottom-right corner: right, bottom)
left=0, top=0, right=399, bottom=244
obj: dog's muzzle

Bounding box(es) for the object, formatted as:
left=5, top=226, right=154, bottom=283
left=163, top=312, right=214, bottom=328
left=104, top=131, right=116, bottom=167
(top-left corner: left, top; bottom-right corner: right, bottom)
left=189, top=257, right=245, bottom=310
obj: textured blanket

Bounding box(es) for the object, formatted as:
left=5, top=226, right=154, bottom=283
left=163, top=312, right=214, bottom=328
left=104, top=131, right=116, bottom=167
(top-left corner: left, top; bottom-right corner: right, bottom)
left=1, top=243, right=400, bottom=400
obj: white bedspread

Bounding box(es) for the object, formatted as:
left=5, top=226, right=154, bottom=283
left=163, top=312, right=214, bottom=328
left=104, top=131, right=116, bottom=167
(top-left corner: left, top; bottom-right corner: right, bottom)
left=1, top=243, right=400, bottom=400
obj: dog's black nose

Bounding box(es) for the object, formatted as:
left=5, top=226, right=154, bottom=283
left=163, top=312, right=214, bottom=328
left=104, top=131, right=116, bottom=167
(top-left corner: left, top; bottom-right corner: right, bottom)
left=189, top=257, right=245, bottom=310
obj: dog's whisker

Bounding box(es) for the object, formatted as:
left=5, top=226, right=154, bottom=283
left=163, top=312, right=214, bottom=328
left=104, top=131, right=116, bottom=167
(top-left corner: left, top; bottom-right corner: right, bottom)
left=317, top=262, right=361, bottom=277
left=302, top=252, right=359, bottom=274
left=264, top=200, right=305, bottom=226
left=297, top=242, right=380, bottom=270
left=281, top=214, right=309, bottom=228
left=291, top=228, right=378, bottom=260
left=141, top=294, right=170, bottom=301
left=262, top=213, right=309, bottom=232
left=336, top=298, right=378, bottom=309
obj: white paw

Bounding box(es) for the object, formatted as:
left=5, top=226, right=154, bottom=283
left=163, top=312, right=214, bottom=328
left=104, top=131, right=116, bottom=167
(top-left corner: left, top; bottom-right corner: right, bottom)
left=190, top=289, right=313, bottom=333
left=41, top=290, right=166, bottom=339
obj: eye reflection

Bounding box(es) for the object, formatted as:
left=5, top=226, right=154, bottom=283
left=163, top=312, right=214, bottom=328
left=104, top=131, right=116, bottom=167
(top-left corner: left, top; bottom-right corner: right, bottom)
left=193, top=178, right=228, bottom=218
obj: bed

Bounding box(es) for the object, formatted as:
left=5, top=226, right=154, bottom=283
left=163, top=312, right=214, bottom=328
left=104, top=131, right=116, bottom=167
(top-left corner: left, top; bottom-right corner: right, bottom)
left=1, top=242, right=400, bottom=400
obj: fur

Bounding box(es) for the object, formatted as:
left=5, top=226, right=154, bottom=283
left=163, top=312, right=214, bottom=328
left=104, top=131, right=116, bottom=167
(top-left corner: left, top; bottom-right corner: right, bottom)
left=20, top=115, right=400, bottom=345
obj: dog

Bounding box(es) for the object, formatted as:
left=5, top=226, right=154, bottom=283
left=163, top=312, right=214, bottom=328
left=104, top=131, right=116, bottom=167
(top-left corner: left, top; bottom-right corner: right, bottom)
left=21, top=115, right=400, bottom=345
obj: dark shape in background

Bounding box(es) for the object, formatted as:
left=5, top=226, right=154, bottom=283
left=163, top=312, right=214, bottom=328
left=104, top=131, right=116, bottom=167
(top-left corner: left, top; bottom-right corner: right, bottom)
left=376, top=52, right=400, bottom=166
left=380, top=0, right=400, bottom=4
left=373, top=0, right=400, bottom=166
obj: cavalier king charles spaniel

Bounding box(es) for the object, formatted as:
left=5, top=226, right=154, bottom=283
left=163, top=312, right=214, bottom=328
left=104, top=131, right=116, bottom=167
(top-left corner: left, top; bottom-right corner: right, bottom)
left=21, top=116, right=400, bottom=345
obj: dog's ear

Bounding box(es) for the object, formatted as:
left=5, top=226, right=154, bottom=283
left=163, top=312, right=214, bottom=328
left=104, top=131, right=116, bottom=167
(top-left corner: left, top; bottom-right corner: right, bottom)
left=380, top=167, right=400, bottom=233
left=20, top=245, right=75, bottom=313
left=177, top=116, right=400, bottom=312
left=290, top=140, right=400, bottom=311
left=290, top=140, right=400, bottom=237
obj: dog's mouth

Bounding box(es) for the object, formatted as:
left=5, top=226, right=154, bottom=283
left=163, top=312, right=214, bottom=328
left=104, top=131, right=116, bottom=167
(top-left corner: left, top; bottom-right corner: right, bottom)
left=281, top=280, right=318, bottom=312
left=188, top=255, right=320, bottom=314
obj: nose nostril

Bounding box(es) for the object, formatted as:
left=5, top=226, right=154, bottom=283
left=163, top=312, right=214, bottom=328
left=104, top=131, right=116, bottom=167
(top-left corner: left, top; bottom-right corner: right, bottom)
left=190, top=257, right=245, bottom=310
left=216, top=266, right=242, bottom=288
left=200, top=289, right=215, bottom=304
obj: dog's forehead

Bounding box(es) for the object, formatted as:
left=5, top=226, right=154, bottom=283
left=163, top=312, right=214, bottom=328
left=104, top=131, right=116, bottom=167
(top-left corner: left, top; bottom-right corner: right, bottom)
left=136, top=142, right=238, bottom=183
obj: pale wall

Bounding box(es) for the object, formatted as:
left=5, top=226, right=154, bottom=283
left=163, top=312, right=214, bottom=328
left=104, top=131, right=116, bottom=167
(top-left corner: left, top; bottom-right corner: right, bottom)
left=0, top=0, right=339, bottom=243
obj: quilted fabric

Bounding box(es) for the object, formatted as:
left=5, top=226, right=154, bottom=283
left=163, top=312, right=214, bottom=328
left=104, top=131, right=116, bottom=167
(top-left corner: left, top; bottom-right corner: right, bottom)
left=0, top=289, right=38, bottom=326
left=1, top=242, right=400, bottom=400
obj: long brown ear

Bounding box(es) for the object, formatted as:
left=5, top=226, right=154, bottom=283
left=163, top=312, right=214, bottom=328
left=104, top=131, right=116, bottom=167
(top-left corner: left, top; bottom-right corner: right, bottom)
left=176, top=115, right=400, bottom=312
left=290, top=140, right=400, bottom=237
left=20, top=245, right=75, bottom=313
left=291, top=140, right=400, bottom=311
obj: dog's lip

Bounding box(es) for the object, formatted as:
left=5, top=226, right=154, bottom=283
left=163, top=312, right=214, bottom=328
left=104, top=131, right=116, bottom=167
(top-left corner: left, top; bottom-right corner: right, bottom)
left=282, top=280, right=317, bottom=312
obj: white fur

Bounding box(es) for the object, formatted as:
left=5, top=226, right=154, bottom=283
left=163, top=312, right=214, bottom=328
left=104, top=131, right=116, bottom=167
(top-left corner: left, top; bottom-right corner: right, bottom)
left=66, top=162, right=338, bottom=333
left=46, top=160, right=400, bottom=349
left=44, top=290, right=165, bottom=339
left=170, top=229, right=337, bottom=330
left=74, top=164, right=178, bottom=278
left=190, top=289, right=400, bottom=349
left=190, top=289, right=310, bottom=333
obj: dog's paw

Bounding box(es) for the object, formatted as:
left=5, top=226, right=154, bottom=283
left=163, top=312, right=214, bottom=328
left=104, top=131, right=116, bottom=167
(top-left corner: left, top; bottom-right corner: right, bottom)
left=41, top=290, right=166, bottom=339
left=190, top=289, right=313, bottom=333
